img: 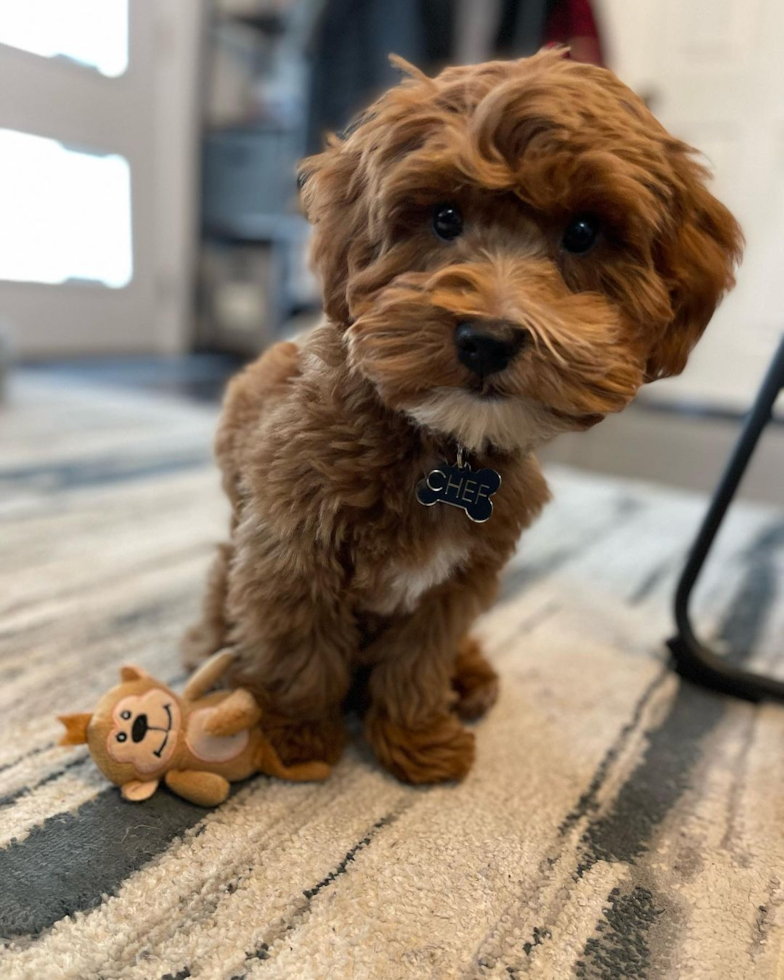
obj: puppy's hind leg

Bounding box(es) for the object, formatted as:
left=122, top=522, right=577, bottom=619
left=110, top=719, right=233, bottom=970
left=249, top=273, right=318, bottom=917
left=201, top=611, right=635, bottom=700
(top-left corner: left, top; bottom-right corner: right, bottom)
left=181, top=542, right=232, bottom=669
left=183, top=343, right=302, bottom=672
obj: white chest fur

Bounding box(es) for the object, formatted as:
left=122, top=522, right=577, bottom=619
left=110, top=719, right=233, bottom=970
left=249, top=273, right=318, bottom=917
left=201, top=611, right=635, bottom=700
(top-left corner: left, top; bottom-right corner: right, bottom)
left=364, top=542, right=470, bottom=616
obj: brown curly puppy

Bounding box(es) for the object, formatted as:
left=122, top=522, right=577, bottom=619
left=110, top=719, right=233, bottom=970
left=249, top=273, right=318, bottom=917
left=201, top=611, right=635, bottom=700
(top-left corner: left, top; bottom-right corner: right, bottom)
left=183, top=50, right=742, bottom=784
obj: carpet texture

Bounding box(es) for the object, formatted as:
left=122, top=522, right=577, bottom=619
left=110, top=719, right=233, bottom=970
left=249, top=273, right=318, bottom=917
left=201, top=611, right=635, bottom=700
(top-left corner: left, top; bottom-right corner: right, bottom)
left=1, top=372, right=783, bottom=979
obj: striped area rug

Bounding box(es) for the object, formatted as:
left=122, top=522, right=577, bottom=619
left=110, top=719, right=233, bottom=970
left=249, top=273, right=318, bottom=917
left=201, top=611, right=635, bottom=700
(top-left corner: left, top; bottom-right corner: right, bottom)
left=2, top=372, right=784, bottom=979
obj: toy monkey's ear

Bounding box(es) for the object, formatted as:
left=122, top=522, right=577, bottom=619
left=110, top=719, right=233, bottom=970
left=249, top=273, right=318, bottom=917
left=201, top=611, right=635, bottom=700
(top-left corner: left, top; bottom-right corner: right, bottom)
left=58, top=713, right=92, bottom=745
left=121, top=779, right=160, bottom=802
left=120, top=665, right=149, bottom=682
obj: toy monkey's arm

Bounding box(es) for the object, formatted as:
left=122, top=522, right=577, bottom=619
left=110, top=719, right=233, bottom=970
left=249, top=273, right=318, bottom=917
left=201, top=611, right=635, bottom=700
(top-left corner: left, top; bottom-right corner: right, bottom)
left=204, top=688, right=261, bottom=737
left=182, top=648, right=236, bottom=702
left=165, top=770, right=231, bottom=807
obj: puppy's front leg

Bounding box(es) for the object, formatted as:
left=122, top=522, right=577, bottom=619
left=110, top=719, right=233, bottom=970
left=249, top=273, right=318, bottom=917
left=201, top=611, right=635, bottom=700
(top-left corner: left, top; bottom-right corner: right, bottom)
left=363, top=563, right=498, bottom=784
left=225, top=520, right=356, bottom=766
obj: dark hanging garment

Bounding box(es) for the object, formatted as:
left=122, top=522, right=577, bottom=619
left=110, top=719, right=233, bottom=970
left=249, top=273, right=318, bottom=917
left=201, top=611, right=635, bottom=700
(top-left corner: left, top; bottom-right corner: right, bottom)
left=305, top=0, right=606, bottom=155
left=495, top=0, right=558, bottom=56
left=305, top=0, right=425, bottom=153
left=495, top=0, right=605, bottom=64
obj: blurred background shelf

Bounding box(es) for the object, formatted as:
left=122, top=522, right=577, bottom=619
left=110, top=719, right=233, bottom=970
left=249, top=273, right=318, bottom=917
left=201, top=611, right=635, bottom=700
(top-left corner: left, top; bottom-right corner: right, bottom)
left=198, top=0, right=321, bottom=353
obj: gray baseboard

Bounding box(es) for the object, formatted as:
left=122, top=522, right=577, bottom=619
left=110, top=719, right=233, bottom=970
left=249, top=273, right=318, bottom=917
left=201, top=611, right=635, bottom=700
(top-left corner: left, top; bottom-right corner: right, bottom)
left=539, top=400, right=784, bottom=507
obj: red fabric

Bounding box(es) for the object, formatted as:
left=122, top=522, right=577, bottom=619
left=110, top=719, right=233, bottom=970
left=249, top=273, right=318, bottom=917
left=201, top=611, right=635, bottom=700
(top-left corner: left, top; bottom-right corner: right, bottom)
left=544, top=0, right=605, bottom=65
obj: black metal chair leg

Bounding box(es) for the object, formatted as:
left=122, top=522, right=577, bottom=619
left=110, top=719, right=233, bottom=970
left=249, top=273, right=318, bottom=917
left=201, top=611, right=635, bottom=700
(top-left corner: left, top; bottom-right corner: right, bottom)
left=667, top=334, right=784, bottom=702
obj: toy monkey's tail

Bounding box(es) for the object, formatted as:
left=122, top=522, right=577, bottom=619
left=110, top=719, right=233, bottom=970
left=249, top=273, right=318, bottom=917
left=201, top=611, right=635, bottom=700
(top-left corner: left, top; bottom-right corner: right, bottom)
left=255, top=741, right=330, bottom=783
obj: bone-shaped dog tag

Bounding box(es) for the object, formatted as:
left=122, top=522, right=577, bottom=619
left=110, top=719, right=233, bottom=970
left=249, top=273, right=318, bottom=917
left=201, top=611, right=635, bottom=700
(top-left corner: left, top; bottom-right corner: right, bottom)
left=416, top=450, right=501, bottom=523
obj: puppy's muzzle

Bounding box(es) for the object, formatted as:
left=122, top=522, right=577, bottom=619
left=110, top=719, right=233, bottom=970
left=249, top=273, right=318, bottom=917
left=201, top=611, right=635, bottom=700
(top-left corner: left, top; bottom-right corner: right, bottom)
left=455, top=320, right=527, bottom=378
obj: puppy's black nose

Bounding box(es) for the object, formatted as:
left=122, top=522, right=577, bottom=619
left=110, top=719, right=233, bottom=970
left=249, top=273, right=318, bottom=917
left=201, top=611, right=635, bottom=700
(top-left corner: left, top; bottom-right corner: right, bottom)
left=454, top=321, right=525, bottom=377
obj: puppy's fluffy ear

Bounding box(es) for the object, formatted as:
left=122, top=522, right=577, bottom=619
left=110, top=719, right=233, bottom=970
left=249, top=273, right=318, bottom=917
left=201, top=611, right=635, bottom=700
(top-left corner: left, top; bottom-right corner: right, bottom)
left=298, top=139, right=367, bottom=324
left=648, top=152, right=743, bottom=380
left=298, top=53, right=431, bottom=325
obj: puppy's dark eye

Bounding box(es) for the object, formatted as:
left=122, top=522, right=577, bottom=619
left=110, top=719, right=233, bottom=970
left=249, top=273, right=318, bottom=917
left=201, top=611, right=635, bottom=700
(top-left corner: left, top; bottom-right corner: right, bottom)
left=433, top=203, right=463, bottom=241
left=120, top=711, right=131, bottom=720
left=562, top=215, right=599, bottom=254
left=117, top=732, right=127, bottom=742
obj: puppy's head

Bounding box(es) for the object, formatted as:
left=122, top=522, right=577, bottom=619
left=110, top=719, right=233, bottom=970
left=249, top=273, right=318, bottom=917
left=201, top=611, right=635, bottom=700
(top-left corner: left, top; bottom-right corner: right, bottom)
left=300, top=51, right=742, bottom=452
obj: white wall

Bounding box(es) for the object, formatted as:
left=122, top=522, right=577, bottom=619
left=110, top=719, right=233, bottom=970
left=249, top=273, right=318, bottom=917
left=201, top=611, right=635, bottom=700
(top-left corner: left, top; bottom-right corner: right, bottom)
left=597, top=0, right=784, bottom=411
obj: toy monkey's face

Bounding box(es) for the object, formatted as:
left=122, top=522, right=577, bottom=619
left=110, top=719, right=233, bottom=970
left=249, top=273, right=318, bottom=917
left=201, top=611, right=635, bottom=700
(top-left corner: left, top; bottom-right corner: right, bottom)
left=106, top=687, right=181, bottom=774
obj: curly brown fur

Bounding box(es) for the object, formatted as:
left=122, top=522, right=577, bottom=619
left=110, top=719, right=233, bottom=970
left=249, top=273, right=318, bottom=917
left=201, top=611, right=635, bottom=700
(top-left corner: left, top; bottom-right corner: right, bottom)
left=184, top=50, right=742, bottom=783
left=452, top=635, right=500, bottom=721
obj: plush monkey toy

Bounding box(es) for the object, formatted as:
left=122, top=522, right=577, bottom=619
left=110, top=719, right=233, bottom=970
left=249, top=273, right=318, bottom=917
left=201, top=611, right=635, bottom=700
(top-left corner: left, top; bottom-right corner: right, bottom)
left=58, top=650, right=330, bottom=805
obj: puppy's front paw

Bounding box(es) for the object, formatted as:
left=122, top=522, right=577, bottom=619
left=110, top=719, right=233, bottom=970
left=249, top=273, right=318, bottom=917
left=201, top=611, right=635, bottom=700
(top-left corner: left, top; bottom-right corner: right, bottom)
left=365, top=710, right=475, bottom=784
left=265, top=715, right=346, bottom=767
